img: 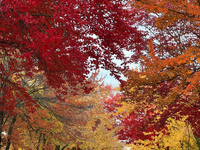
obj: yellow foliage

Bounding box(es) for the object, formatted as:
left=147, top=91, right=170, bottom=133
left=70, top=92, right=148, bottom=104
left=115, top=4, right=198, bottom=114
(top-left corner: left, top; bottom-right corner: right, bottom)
left=75, top=86, right=125, bottom=150
left=129, top=117, right=199, bottom=150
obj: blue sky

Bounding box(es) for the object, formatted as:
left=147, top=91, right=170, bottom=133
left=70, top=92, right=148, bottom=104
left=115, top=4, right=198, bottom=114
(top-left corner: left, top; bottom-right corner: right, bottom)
left=99, top=60, right=139, bottom=88
left=98, top=69, right=121, bottom=87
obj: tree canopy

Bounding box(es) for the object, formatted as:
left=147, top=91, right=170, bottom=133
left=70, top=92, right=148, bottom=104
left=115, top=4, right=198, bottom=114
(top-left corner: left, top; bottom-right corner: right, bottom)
left=0, top=0, right=145, bottom=113
left=1, top=0, right=200, bottom=149
left=119, top=0, right=200, bottom=148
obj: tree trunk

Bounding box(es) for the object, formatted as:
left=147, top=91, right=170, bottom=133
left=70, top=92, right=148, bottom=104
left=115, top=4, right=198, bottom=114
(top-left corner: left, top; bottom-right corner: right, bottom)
left=42, top=134, right=46, bottom=150
left=5, top=116, right=17, bottom=150
left=61, top=144, right=68, bottom=150
left=0, top=111, right=5, bottom=149
left=1, top=52, right=9, bottom=149
left=55, top=145, right=60, bottom=150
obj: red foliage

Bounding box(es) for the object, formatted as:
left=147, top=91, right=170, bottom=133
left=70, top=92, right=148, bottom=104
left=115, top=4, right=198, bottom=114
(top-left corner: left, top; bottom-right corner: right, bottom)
left=0, top=0, right=146, bottom=113
left=103, top=94, right=167, bottom=144
left=120, top=2, right=200, bottom=139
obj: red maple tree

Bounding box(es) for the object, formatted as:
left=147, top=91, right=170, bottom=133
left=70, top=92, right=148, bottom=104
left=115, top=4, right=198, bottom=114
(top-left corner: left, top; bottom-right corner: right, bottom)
left=0, top=0, right=146, bottom=113
left=104, top=94, right=168, bottom=144
left=0, top=1, right=147, bottom=148
left=120, top=0, right=200, bottom=144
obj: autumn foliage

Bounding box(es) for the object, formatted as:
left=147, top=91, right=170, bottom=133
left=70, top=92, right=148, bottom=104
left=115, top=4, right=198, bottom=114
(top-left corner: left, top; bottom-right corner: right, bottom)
left=1, top=72, right=125, bottom=149
left=0, top=0, right=145, bottom=148
left=1, top=0, right=200, bottom=149
left=118, top=0, right=200, bottom=148
left=0, top=0, right=145, bottom=113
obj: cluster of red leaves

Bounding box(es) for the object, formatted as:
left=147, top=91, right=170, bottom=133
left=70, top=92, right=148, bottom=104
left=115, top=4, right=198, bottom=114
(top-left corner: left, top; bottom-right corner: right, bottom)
left=103, top=94, right=169, bottom=144
left=0, top=0, right=146, bottom=113
left=104, top=80, right=200, bottom=144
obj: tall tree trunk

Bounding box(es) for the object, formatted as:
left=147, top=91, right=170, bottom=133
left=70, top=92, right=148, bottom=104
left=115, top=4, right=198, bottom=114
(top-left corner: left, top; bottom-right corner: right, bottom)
left=0, top=111, right=5, bottom=148
left=5, top=116, right=17, bottom=150
left=1, top=52, right=9, bottom=149
left=42, top=134, right=46, bottom=150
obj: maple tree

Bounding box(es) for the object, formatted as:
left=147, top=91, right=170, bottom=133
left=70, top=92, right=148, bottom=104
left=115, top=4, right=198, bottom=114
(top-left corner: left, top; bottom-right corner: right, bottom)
left=104, top=93, right=200, bottom=149
left=3, top=0, right=200, bottom=149
left=0, top=0, right=146, bottom=112
left=0, top=70, right=81, bottom=149
left=129, top=117, right=199, bottom=150
left=1, top=72, right=125, bottom=150
left=0, top=0, right=146, bottom=147
left=118, top=0, right=200, bottom=147
left=103, top=93, right=164, bottom=144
